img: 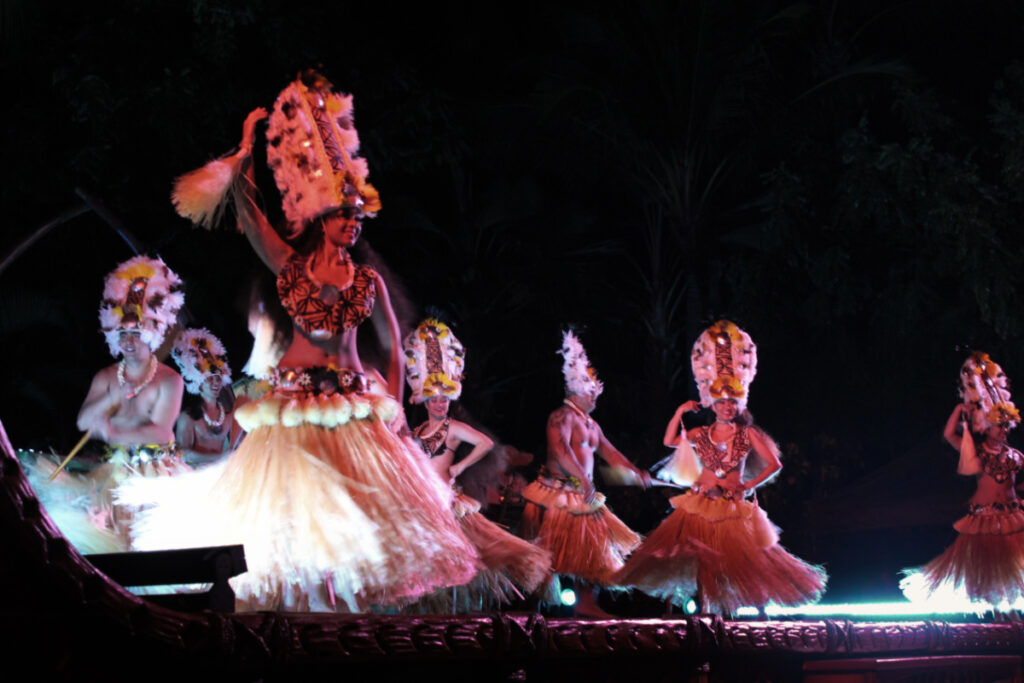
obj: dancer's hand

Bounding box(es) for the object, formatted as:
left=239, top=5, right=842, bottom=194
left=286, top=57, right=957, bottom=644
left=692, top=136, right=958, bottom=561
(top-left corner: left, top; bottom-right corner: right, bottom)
left=582, top=478, right=597, bottom=505
left=240, top=107, right=268, bottom=155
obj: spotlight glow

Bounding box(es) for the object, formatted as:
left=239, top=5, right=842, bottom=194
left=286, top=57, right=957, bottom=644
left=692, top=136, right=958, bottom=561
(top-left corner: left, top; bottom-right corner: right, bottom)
left=685, top=599, right=697, bottom=614
left=560, top=588, right=577, bottom=607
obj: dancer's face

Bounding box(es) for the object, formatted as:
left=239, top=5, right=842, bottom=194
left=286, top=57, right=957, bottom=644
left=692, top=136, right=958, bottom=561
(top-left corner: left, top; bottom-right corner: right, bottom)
left=201, top=374, right=223, bottom=400
left=322, top=207, right=362, bottom=248
left=426, top=396, right=451, bottom=420
left=712, top=399, right=738, bottom=422
left=118, top=329, right=147, bottom=361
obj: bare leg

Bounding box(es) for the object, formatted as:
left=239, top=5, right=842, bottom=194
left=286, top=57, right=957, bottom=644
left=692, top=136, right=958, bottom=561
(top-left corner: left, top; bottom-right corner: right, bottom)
left=574, top=581, right=613, bottom=619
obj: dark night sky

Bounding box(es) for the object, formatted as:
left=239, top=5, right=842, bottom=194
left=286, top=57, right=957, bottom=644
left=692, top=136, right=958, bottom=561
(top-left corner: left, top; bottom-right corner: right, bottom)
left=4, top=1, right=1024, bottom=600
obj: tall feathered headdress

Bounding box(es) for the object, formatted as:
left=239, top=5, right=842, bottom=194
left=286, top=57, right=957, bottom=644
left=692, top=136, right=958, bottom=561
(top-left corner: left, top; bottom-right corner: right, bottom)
left=97, top=256, right=184, bottom=357
left=171, top=328, right=232, bottom=395
left=559, top=330, right=603, bottom=398
left=171, top=69, right=380, bottom=233
left=265, top=70, right=381, bottom=231
left=690, top=320, right=757, bottom=410
left=404, top=319, right=466, bottom=403
left=959, top=351, right=1020, bottom=433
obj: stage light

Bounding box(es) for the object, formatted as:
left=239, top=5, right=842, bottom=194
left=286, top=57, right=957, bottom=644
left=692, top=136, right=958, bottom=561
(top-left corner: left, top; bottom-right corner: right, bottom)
left=560, top=588, right=577, bottom=606
left=685, top=599, right=697, bottom=614
left=732, top=599, right=1024, bottom=619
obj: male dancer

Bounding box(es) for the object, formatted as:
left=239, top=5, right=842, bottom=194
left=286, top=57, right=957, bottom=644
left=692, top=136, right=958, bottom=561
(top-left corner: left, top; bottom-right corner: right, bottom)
left=522, top=330, right=650, bottom=617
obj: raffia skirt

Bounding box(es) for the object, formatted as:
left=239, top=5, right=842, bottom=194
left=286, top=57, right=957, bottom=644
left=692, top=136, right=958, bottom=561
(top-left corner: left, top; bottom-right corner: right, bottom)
left=521, top=476, right=642, bottom=587
left=117, top=392, right=479, bottom=612
left=901, top=503, right=1024, bottom=608
left=614, top=491, right=826, bottom=613
left=22, top=445, right=188, bottom=554
left=407, top=491, right=552, bottom=613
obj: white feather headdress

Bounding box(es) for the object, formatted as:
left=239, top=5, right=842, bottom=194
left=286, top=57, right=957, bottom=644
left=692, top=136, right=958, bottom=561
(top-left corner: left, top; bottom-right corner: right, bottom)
left=559, top=330, right=603, bottom=398
left=97, top=255, right=184, bottom=357
left=266, top=70, right=381, bottom=231
left=690, top=320, right=757, bottom=410
left=171, top=328, right=232, bottom=395
left=404, top=319, right=466, bottom=403
left=959, top=351, right=1020, bottom=432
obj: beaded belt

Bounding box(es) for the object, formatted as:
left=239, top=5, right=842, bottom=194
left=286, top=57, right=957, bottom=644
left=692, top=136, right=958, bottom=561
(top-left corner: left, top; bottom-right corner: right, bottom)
left=690, top=481, right=749, bottom=501
left=104, top=442, right=180, bottom=466
left=968, top=499, right=1023, bottom=516
left=270, top=365, right=366, bottom=398
left=536, top=465, right=583, bottom=491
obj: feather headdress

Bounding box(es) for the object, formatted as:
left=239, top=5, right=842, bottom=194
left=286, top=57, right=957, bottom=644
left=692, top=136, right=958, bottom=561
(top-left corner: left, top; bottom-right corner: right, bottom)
left=959, top=351, right=1020, bottom=433
left=97, top=256, right=184, bottom=357
left=171, top=328, right=232, bottom=395
left=171, top=69, right=380, bottom=233
left=404, top=319, right=465, bottom=403
left=559, top=330, right=603, bottom=398
left=690, top=320, right=757, bottom=410
left=266, top=70, right=381, bottom=232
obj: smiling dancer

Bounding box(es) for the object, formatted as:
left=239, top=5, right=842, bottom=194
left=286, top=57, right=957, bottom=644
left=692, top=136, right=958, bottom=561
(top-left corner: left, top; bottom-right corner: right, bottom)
left=405, top=318, right=550, bottom=610
left=614, top=320, right=826, bottom=616
left=902, top=352, right=1024, bottom=612
left=121, top=71, right=477, bottom=611
left=170, top=328, right=242, bottom=465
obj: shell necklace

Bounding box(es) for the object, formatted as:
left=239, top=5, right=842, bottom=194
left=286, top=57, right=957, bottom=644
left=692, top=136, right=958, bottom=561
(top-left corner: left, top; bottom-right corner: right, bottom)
left=118, top=356, right=157, bottom=400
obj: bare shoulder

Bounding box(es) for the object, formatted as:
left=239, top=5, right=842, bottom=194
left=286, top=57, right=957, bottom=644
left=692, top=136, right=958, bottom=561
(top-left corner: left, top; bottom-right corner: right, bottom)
left=155, top=364, right=184, bottom=389
left=547, top=405, right=574, bottom=429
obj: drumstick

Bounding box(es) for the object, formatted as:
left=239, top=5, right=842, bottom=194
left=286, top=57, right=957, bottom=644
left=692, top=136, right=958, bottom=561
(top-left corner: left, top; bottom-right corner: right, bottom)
left=48, top=404, right=119, bottom=481
left=48, top=430, right=93, bottom=481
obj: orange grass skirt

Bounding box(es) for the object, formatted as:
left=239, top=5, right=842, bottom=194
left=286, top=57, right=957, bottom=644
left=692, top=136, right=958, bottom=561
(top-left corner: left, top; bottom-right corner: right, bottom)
left=521, top=478, right=641, bottom=586
left=614, top=492, right=826, bottom=613
left=119, top=418, right=479, bottom=612
left=902, top=506, right=1024, bottom=607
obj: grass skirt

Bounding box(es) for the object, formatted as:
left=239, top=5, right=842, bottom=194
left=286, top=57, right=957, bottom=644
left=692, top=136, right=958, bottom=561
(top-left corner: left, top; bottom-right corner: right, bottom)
left=614, top=491, right=826, bottom=613
left=521, top=477, right=641, bottom=586
left=20, top=447, right=187, bottom=554
left=117, top=401, right=480, bottom=612
left=406, top=492, right=552, bottom=613
left=901, top=505, right=1024, bottom=608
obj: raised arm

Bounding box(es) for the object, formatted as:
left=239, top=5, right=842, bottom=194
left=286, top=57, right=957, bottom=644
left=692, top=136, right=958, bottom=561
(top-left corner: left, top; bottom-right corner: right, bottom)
left=944, top=403, right=968, bottom=451
left=447, top=420, right=495, bottom=480
left=232, top=108, right=293, bottom=274
left=742, top=427, right=782, bottom=492
left=664, top=400, right=701, bottom=447
left=596, top=425, right=652, bottom=487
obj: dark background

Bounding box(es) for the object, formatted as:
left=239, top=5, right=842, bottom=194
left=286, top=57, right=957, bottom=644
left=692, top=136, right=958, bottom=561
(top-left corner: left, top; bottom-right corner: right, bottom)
left=4, top=0, right=1024, bottom=606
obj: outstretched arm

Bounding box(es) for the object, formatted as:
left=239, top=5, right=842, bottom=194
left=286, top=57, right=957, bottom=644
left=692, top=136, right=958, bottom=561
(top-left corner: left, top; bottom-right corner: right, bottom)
left=742, top=427, right=782, bottom=492
left=596, top=426, right=652, bottom=488
left=232, top=108, right=293, bottom=274
left=447, top=420, right=495, bottom=480
left=944, top=404, right=968, bottom=451
left=664, top=400, right=701, bottom=447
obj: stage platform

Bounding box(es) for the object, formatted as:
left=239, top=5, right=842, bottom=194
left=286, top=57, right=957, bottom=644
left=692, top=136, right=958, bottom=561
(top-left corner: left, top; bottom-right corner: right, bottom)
left=4, top=439, right=1023, bottom=681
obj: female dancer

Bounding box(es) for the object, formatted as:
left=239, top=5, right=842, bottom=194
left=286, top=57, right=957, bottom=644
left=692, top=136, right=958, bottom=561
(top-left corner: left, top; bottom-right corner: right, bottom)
left=171, top=328, right=242, bottom=466
left=123, top=71, right=478, bottom=611
left=614, top=320, right=826, bottom=615
left=405, top=318, right=550, bottom=610
left=901, top=352, right=1024, bottom=610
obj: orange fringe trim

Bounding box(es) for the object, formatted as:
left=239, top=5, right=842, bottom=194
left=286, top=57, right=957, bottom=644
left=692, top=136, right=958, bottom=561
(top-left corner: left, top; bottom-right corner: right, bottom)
left=521, top=479, right=641, bottom=586
left=614, top=492, right=826, bottom=613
